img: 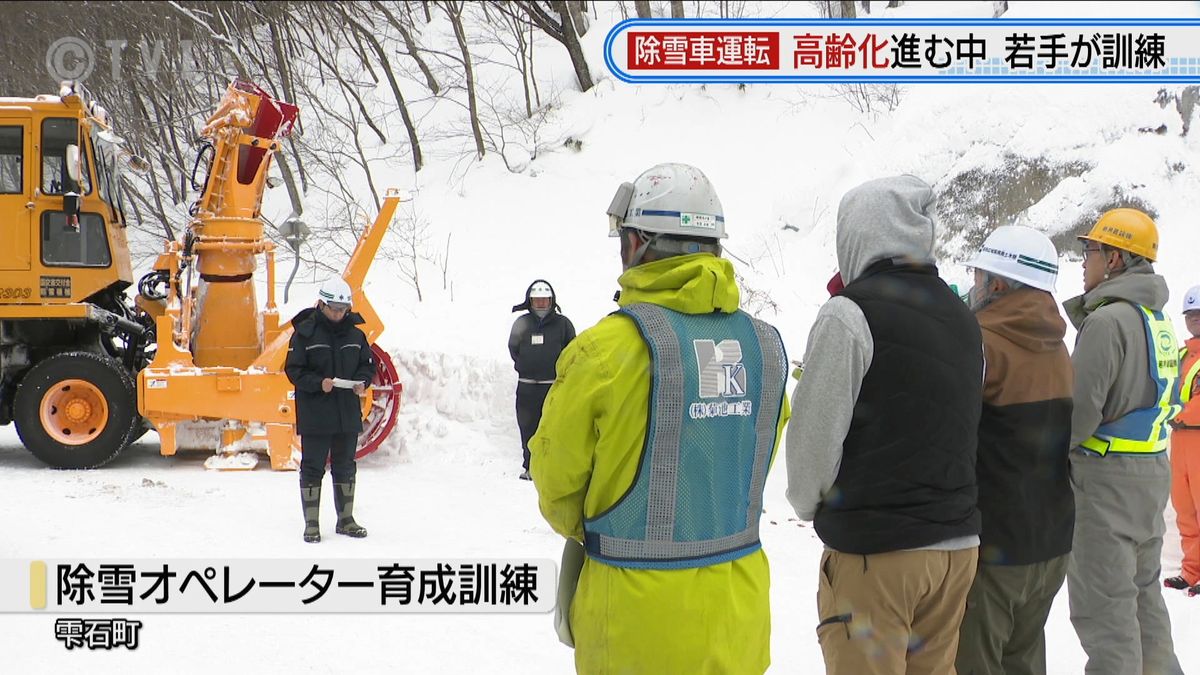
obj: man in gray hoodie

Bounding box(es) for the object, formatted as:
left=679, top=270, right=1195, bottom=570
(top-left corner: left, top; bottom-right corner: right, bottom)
left=787, top=175, right=983, bottom=675
left=1065, top=208, right=1184, bottom=675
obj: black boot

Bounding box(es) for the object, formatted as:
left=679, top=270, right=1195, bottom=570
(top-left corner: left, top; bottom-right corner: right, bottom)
left=1165, top=575, right=1190, bottom=590
left=301, top=483, right=321, bottom=543
left=333, top=480, right=367, bottom=538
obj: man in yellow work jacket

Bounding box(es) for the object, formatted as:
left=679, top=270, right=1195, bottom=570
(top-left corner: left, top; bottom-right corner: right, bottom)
left=1064, top=208, right=1183, bottom=675
left=530, top=163, right=790, bottom=674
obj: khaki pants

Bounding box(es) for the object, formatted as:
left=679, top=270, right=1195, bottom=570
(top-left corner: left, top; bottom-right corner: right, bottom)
left=956, top=555, right=1068, bottom=675
left=817, top=547, right=978, bottom=675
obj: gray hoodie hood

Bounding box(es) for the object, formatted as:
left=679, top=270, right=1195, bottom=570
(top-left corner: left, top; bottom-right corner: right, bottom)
left=1063, top=259, right=1168, bottom=329
left=836, top=175, right=938, bottom=284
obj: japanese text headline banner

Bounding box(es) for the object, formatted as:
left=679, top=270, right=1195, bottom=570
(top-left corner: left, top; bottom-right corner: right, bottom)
left=0, top=559, right=556, bottom=613
left=604, top=19, right=1200, bottom=83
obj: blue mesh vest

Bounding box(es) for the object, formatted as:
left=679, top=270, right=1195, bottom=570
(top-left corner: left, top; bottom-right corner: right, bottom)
left=583, top=303, right=787, bottom=569
left=1080, top=303, right=1182, bottom=456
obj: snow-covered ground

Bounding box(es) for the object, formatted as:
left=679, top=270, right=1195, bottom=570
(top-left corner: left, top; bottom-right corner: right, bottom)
left=3, top=0, right=1200, bottom=672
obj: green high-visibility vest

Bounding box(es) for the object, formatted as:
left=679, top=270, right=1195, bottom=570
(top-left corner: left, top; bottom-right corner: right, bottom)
left=1180, top=345, right=1200, bottom=404
left=1081, top=304, right=1182, bottom=456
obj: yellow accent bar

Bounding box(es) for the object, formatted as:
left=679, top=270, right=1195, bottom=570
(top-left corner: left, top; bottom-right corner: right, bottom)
left=0, top=304, right=92, bottom=320
left=30, top=561, right=46, bottom=610
left=342, top=191, right=405, bottom=345
left=1182, top=354, right=1200, bottom=405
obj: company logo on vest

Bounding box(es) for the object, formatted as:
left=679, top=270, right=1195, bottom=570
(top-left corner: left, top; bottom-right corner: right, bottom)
left=694, top=339, right=749, bottom=398
left=690, top=339, right=755, bottom=420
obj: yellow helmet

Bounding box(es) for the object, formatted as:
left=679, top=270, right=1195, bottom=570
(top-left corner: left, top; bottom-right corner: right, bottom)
left=1078, top=208, right=1159, bottom=262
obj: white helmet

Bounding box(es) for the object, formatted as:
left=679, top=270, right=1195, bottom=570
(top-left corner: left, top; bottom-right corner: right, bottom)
left=607, top=163, right=726, bottom=239
left=318, top=276, right=353, bottom=306
left=966, top=225, right=1059, bottom=292
left=529, top=282, right=553, bottom=299
left=1184, top=285, right=1200, bottom=313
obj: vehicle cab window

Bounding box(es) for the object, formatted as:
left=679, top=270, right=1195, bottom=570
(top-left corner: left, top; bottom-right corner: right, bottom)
left=41, top=118, right=91, bottom=196
left=0, top=126, right=22, bottom=194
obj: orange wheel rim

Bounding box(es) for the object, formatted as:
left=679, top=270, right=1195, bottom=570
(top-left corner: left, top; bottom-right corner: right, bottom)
left=39, top=379, right=108, bottom=446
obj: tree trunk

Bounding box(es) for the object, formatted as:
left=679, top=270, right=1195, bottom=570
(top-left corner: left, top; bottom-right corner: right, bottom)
left=343, top=11, right=425, bottom=172
left=567, top=0, right=589, bottom=35
left=992, top=1, right=1008, bottom=17
left=634, top=0, right=652, bottom=18
left=286, top=137, right=309, bottom=193
left=887, top=0, right=902, bottom=7
left=839, top=0, right=856, bottom=18
left=504, top=9, right=533, bottom=117
left=528, top=15, right=541, bottom=108
left=444, top=1, right=485, bottom=159
left=374, top=0, right=441, bottom=95
left=299, top=20, right=387, bottom=146
left=670, top=0, right=685, bottom=17
left=553, top=0, right=594, bottom=91
left=272, top=153, right=305, bottom=218
left=518, top=0, right=594, bottom=93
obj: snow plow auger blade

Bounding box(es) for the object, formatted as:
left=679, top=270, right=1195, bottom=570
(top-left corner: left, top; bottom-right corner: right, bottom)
left=134, top=80, right=404, bottom=470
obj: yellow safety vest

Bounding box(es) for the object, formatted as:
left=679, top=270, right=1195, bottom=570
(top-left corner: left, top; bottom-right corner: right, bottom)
left=1181, top=345, right=1200, bottom=405
left=1081, top=305, right=1182, bottom=456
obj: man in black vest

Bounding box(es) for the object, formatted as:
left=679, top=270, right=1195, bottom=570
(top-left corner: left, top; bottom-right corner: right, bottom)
left=786, top=175, right=983, bottom=675
left=509, top=279, right=575, bottom=480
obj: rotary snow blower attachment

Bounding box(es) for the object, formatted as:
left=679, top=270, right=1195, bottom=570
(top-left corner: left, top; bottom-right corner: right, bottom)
left=135, top=80, right=403, bottom=470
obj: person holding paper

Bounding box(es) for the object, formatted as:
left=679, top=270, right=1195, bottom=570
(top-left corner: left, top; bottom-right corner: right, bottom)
left=285, top=277, right=376, bottom=543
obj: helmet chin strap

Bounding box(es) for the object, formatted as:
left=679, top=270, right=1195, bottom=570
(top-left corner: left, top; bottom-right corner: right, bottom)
left=624, top=229, right=654, bottom=270
left=623, top=229, right=720, bottom=269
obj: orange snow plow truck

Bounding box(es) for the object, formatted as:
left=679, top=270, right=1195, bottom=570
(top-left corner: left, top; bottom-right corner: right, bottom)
left=0, top=80, right=402, bottom=470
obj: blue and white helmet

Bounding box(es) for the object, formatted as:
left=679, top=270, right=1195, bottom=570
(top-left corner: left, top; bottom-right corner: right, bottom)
left=318, top=277, right=353, bottom=306
left=607, top=163, right=726, bottom=239
left=1184, top=285, right=1200, bottom=313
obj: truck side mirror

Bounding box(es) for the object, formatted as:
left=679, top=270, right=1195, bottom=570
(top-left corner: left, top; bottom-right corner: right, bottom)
left=65, top=144, right=82, bottom=183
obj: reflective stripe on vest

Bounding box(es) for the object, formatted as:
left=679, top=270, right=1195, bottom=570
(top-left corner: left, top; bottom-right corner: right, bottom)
left=1081, top=305, right=1182, bottom=456
left=1180, top=345, right=1200, bottom=404
left=583, top=303, right=787, bottom=569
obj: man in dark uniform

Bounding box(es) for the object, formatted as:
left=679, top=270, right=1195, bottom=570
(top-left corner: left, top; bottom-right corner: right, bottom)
left=509, top=279, right=575, bottom=480
left=285, top=277, right=376, bottom=542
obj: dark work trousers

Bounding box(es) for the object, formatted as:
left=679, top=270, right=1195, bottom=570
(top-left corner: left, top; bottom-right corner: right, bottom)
left=300, top=433, right=358, bottom=486
left=515, top=382, right=552, bottom=471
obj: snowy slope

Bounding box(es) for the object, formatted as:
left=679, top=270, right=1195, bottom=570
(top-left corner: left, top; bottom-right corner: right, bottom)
left=3, top=1, right=1200, bottom=673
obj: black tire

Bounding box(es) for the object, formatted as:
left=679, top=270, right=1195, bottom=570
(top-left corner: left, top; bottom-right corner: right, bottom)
left=14, top=352, right=138, bottom=469
left=125, top=415, right=153, bottom=445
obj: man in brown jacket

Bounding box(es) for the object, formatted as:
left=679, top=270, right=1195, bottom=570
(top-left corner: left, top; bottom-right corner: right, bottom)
left=957, top=226, right=1074, bottom=675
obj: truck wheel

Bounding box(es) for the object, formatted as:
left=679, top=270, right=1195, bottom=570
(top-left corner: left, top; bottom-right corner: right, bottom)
left=14, top=352, right=138, bottom=469
left=126, top=415, right=153, bottom=445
